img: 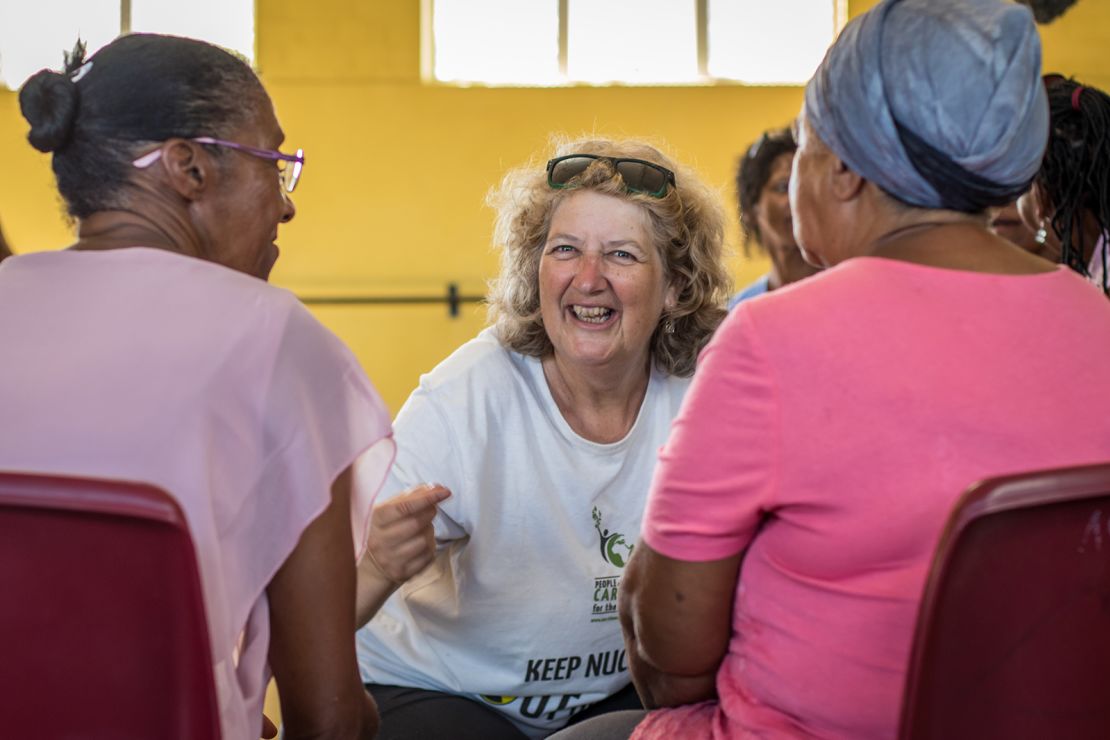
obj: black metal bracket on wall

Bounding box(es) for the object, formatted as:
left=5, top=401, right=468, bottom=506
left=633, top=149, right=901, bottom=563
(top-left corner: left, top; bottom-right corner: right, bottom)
left=298, top=282, right=483, bottom=318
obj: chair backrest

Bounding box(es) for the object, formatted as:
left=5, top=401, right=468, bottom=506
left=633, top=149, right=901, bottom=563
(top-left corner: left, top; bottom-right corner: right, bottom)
left=899, top=462, right=1110, bottom=740
left=0, top=472, right=220, bottom=739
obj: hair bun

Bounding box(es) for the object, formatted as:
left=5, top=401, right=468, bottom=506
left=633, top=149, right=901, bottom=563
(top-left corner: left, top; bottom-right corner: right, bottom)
left=19, top=70, right=79, bottom=153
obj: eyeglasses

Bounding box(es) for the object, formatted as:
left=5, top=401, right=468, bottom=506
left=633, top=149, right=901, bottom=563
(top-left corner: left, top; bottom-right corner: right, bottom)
left=132, top=137, right=305, bottom=193
left=546, top=154, right=676, bottom=198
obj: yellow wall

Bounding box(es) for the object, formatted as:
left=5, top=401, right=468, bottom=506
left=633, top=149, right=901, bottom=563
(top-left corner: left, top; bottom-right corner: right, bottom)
left=0, top=0, right=1107, bottom=414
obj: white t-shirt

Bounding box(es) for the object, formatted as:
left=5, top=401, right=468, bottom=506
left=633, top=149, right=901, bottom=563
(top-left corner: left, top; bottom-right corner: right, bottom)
left=356, top=328, right=690, bottom=737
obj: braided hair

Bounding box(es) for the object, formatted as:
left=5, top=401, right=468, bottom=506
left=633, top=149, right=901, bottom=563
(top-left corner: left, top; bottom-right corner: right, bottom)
left=1034, top=75, right=1110, bottom=294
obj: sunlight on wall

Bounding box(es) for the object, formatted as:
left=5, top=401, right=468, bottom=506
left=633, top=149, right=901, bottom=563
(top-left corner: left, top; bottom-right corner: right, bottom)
left=0, top=0, right=116, bottom=88
left=432, top=0, right=559, bottom=84
left=567, top=0, right=698, bottom=84
left=430, top=0, right=841, bottom=86
left=709, top=0, right=839, bottom=84
left=130, top=0, right=254, bottom=61
left=0, top=0, right=253, bottom=91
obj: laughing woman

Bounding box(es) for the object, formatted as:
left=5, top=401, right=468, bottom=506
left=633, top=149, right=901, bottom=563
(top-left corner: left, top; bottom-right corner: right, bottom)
left=353, top=137, right=730, bottom=739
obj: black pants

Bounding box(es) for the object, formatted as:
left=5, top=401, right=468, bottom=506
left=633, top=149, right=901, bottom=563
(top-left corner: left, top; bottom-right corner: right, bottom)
left=365, top=682, right=643, bottom=739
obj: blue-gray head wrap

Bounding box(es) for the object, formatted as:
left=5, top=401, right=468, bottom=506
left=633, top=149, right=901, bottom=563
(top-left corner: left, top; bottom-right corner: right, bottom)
left=804, top=0, right=1048, bottom=212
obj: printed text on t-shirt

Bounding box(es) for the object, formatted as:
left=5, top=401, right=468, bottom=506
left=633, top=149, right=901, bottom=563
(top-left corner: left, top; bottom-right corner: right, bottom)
left=524, top=648, right=627, bottom=683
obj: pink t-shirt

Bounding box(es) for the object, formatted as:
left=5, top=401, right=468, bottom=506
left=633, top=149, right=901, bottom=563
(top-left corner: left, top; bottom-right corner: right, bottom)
left=0, top=248, right=394, bottom=740
left=639, top=258, right=1110, bottom=739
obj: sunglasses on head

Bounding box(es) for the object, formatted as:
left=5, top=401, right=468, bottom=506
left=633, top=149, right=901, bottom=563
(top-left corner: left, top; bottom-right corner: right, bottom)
left=546, top=154, right=676, bottom=198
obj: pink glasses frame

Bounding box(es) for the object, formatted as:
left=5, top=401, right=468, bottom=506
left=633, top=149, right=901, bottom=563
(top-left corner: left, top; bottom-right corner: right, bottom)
left=132, top=136, right=305, bottom=192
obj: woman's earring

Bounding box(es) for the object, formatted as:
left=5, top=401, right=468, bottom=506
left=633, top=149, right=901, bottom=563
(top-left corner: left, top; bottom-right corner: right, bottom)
left=663, top=317, right=675, bottom=335
left=1035, top=222, right=1048, bottom=246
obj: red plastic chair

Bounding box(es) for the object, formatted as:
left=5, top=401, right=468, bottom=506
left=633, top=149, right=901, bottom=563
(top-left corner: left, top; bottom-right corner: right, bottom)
left=0, top=472, right=220, bottom=739
left=899, top=462, right=1110, bottom=740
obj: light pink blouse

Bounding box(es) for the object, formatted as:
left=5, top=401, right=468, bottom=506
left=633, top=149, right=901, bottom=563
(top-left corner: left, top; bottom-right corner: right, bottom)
left=0, top=248, right=394, bottom=740
left=639, top=258, right=1110, bottom=739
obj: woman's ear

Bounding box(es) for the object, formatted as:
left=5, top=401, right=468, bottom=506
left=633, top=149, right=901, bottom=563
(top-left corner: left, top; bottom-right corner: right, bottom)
left=156, top=140, right=213, bottom=201
left=1030, top=181, right=1052, bottom=226
left=829, top=154, right=865, bottom=202
left=663, top=275, right=680, bottom=311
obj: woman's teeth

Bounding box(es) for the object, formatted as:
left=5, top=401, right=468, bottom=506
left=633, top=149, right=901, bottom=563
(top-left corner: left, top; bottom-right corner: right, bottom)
left=571, top=305, right=614, bottom=323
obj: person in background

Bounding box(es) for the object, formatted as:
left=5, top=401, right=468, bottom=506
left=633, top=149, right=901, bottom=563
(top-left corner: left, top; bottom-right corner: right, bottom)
left=0, top=35, right=393, bottom=740
left=554, top=1, right=1110, bottom=738
left=729, top=126, right=819, bottom=308
left=1019, top=74, right=1110, bottom=294
left=353, top=136, right=731, bottom=740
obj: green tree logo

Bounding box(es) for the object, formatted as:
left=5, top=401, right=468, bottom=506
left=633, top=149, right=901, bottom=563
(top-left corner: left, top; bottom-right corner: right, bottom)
left=592, top=506, right=633, bottom=568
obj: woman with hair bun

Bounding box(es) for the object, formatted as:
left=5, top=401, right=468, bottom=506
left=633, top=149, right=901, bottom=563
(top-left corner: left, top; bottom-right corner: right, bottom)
left=0, top=35, right=395, bottom=740
left=557, top=1, right=1110, bottom=738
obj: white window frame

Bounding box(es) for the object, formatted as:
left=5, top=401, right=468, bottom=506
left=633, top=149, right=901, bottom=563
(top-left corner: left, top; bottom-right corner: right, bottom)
left=422, top=0, right=849, bottom=87
left=0, top=0, right=254, bottom=91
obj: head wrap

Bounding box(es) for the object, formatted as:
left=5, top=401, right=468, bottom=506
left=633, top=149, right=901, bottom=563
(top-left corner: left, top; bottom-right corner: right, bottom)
left=804, top=0, right=1048, bottom=212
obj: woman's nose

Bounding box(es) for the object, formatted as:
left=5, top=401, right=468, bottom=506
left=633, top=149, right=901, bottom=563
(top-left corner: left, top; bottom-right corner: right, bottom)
left=574, top=253, right=606, bottom=291
left=280, top=190, right=296, bottom=223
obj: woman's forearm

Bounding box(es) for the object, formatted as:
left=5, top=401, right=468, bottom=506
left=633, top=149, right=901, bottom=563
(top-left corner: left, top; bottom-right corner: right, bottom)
left=354, top=554, right=401, bottom=629
left=618, top=544, right=741, bottom=710
left=354, top=484, right=451, bottom=628
left=626, top=637, right=718, bottom=709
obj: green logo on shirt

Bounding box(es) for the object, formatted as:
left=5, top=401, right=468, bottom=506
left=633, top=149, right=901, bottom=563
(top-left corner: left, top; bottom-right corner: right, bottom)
left=592, top=506, right=633, bottom=568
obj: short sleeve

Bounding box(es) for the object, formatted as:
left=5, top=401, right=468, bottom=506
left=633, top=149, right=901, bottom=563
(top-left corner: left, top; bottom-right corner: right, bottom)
left=380, top=384, right=470, bottom=543
left=253, top=300, right=394, bottom=565
left=641, top=305, right=780, bottom=561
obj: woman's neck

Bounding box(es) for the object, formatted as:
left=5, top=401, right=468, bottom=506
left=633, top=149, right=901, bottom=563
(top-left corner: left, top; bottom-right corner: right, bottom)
left=541, top=351, right=651, bottom=444
left=766, top=241, right=820, bottom=291
left=73, top=204, right=202, bottom=259
left=865, top=217, right=1053, bottom=275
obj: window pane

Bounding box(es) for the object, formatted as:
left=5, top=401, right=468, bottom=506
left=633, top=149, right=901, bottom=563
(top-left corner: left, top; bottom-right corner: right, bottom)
left=131, top=0, right=254, bottom=63
left=433, top=0, right=559, bottom=85
left=567, top=0, right=697, bottom=84
left=708, top=0, right=834, bottom=84
left=0, top=0, right=118, bottom=89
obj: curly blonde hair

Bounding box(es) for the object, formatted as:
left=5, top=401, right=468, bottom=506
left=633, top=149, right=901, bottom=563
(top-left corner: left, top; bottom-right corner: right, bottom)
left=486, top=136, right=731, bottom=378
